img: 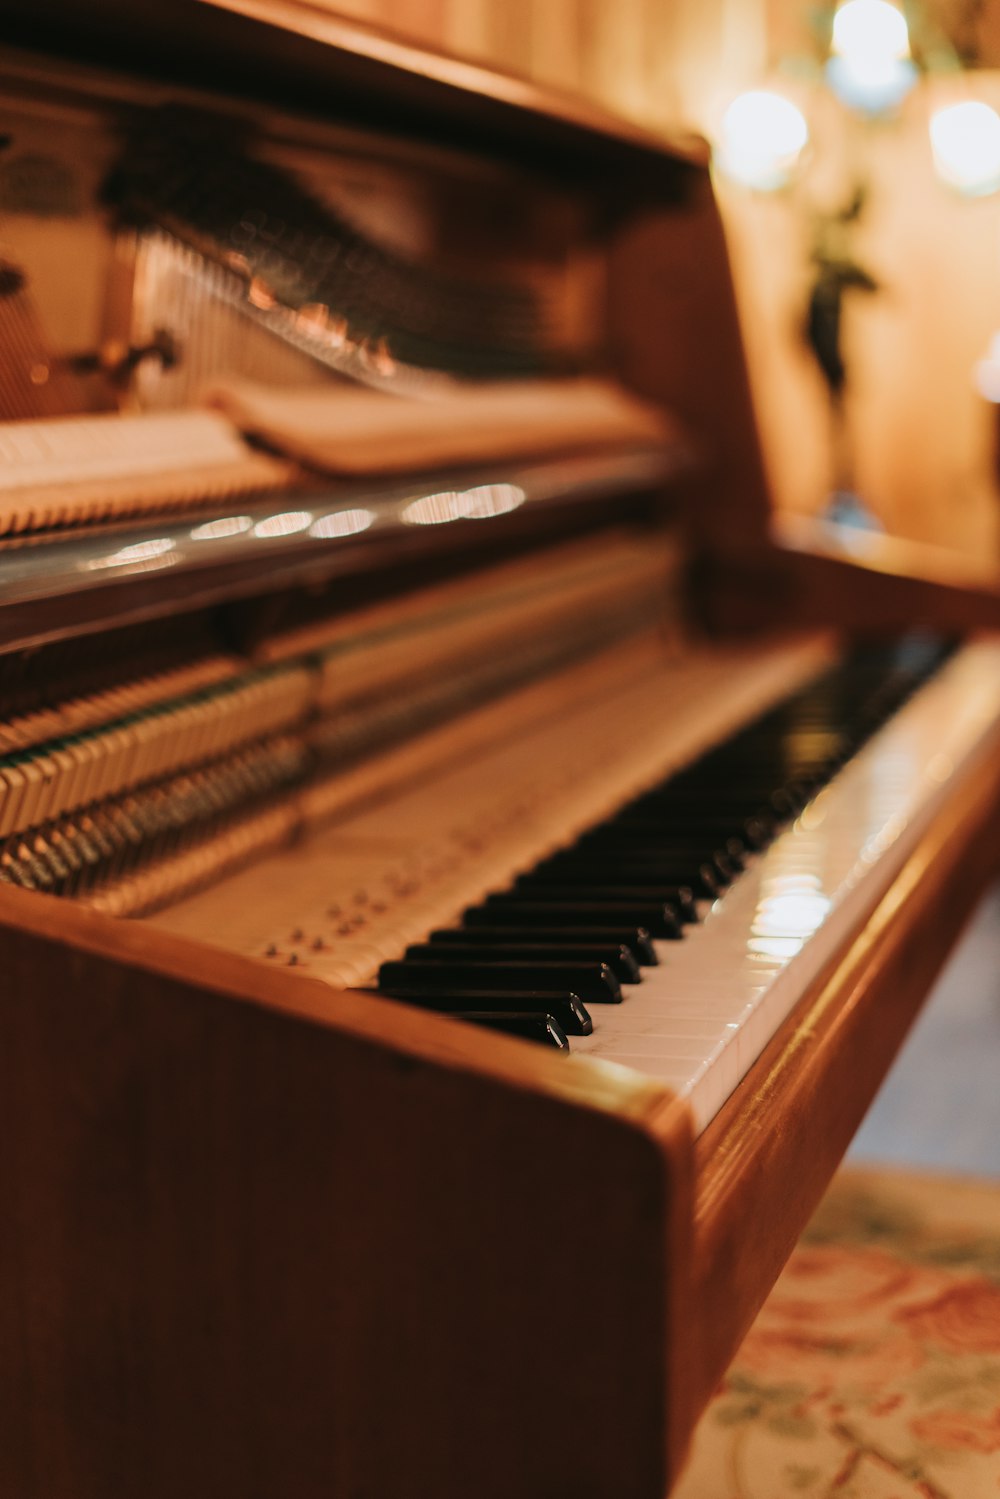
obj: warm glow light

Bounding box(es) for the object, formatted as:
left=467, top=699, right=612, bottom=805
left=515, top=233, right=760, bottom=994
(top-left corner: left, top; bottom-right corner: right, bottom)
left=832, top=0, right=909, bottom=62
left=82, top=537, right=178, bottom=572
left=714, top=90, right=809, bottom=191
left=974, top=331, right=1000, bottom=400
left=753, top=889, right=832, bottom=938
left=110, top=537, right=175, bottom=562
left=189, top=515, right=253, bottom=541
left=309, top=507, right=377, bottom=539
left=252, top=510, right=313, bottom=538
left=752, top=875, right=831, bottom=940
left=827, top=0, right=915, bottom=113
left=931, top=102, right=1000, bottom=196
left=458, top=483, right=525, bottom=519
left=402, top=491, right=467, bottom=526
left=401, top=483, right=526, bottom=526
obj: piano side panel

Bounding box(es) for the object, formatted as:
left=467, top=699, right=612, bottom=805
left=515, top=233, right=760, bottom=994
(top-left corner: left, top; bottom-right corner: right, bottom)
left=0, top=893, right=693, bottom=1499
left=605, top=172, right=775, bottom=564
left=689, top=712, right=1000, bottom=1421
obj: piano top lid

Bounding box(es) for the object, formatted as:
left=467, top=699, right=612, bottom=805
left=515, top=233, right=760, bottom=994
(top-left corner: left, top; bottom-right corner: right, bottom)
left=1, top=0, right=707, bottom=202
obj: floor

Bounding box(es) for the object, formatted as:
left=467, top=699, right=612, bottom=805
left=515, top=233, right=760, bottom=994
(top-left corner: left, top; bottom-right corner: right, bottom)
left=848, top=881, right=1000, bottom=1177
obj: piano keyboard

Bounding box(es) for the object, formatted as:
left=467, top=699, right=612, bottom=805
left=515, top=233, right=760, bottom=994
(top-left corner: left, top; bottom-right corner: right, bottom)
left=146, top=631, right=835, bottom=965
left=370, top=634, right=1000, bottom=1131
left=535, top=637, right=1000, bottom=1127
left=143, top=624, right=1000, bottom=1141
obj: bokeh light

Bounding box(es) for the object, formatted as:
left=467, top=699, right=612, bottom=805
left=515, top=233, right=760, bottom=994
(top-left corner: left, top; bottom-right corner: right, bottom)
left=714, top=90, right=809, bottom=191
left=827, top=0, right=915, bottom=114
left=930, top=101, right=1000, bottom=197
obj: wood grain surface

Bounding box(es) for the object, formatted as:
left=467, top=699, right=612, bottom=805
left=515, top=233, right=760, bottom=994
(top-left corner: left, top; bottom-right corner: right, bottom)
left=688, top=718, right=1000, bottom=1420
left=0, top=887, right=693, bottom=1499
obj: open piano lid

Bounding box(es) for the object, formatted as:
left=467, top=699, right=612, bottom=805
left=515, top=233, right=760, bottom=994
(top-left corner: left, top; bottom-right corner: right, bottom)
left=1, top=0, right=707, bottom=195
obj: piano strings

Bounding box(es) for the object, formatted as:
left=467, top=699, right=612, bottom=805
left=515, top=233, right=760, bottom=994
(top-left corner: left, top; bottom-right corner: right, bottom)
left=0, top=532, right=673, bottom=917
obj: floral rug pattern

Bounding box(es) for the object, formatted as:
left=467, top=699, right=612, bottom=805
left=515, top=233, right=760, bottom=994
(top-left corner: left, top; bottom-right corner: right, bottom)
left=675, top=1168, right=1000, bottom=1497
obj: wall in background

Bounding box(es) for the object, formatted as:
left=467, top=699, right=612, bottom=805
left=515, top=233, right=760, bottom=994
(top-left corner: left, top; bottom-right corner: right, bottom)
left=316, top=0, right=767, bottom=127
left=716, top=74, right=1000, bottom=559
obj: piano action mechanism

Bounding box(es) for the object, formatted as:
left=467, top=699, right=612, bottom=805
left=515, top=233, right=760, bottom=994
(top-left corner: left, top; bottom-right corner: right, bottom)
left=1, top=4, right=1000, bottom=1496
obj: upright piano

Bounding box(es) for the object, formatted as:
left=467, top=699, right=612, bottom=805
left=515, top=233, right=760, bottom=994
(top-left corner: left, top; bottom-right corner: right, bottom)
left=2, top=5, right=1000, bottom=1496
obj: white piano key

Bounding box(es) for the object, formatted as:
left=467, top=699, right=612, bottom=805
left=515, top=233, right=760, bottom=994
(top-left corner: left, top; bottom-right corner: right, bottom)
left=587, top=1036, right=724, bottom=1060
left=585, top=1017, right=741, bottom=1041
left=573, top=638, right=1000, bottom=1133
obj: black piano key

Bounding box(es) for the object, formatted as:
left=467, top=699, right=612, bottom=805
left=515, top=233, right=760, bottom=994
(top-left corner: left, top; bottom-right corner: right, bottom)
left=375, top=985, right=593, bottom=1036
left=469, top=897, right=683, bottom=940
left=575, top=832, right=746, bottom=864
left=688, top=742, right=839, bottom=772
left=379, top=958, right=621, bottom=1005
left=540, top=843, right=733, bottom=874
left=600, top=790, right=799, bottom=825
left=705, top=837, right=748, bottom=869
left=646, top=778, right=810, bottom=813
left=645, top=776, right=806, bottom=807
left=435, top=925, right=659, bottom=966
left=514, top=871, right=713, bottom=907
left=579, top=816, right=755, bottom=842
left=407, top=637, right=958, bottom=997
left=460, top=1011, right=570, bottom=1050
left=602, top=827, right=749, bottom=863
left=409, top=940, right=642, bottom=983
left=537, top=844, right=740, bottom=882
left=519, top=862, right=702, bottom=914
left=581, top=813, right=774, bottom=851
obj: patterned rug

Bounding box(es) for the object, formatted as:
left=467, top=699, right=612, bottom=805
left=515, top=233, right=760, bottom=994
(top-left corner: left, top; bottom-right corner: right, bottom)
left=675, top=1168, right=1000, bottom=1498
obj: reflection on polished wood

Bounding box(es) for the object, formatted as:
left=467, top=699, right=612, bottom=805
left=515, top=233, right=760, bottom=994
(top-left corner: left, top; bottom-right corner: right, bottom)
left=0, top=881, right=691, bottom=1499
left=692, top=732, right=1000, bottom=1419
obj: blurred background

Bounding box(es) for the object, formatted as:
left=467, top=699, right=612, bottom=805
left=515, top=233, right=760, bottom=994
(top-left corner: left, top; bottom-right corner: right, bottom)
left=295, top=0, right=1000, bottom=568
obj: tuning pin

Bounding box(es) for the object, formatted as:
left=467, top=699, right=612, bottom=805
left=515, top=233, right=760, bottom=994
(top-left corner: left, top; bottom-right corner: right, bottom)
left=324, top=314, right=350, bottom=350
left=360, top=337, right=397, bottom=379
left=247, top=277, right=276, bottom=311
left=295, top=302, right=329, bottom=336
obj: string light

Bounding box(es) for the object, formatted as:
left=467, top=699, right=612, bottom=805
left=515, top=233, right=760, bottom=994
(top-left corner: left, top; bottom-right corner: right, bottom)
left=826, top=0, right=916, bottom=113
left=930, top=101, right=1000, bottom=197
left=714, top=90, right=809, bottom=191
left=715, top=1, right=1000, bottom=199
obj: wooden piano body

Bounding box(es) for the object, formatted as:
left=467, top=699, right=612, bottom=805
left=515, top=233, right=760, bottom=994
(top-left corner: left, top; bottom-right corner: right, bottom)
left=1, top=6, right=1000, bottom=1496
